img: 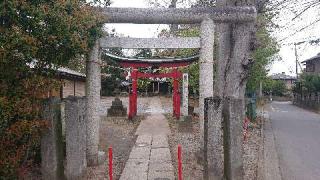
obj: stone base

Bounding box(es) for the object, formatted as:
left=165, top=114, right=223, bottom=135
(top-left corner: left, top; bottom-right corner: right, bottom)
left=188, top=106, right=195, bottom=115
left=107, top=98, right=127, bottom=117
left=107, top=108, right=127, bottom=117
left=196, top=149, right=205, bottom=166
left=87, top=151, right=106, bottom=166
left=180, top=115, right=192, bottom=122
left=98, top=151, right=106, bottom=164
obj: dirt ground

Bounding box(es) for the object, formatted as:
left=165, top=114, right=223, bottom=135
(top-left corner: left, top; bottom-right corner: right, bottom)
left=86, top=115, right=144, bottom=180
left=243, top=117, right=263, bottom=180
left=166, top=115, right=262, bottom=180
left=158, top=96, right=263, bottom=180
left=34, top=96, right=261, bottom=180
left=166, top=114, right=203, bottom=180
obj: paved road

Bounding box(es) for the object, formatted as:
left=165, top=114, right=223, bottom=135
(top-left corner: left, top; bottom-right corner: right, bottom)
left=268, top=101, right=320, bottom=180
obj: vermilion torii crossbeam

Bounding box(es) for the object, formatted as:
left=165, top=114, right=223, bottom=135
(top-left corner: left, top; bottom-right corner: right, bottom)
left=136, top=72, right=182, bottom=79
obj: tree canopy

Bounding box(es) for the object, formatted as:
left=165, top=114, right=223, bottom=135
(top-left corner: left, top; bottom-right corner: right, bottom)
left=0, top=0, right=107, bottom=177
left=293, top=73, right=320, bottom=94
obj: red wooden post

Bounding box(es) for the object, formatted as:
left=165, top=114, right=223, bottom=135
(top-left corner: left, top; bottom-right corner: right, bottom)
left=108, top=146, right=113, bottom=180
left=173, top=87, right=176, bottom=117
left=172, top=68, right=180, bottom=119
left=172, top=69, right=176, bottom=117
left=178, top=144, right=183, bottom=180
left=243, top=117, right=250, bottom=141
left=132, top=69, right=138, bottom=116
left=128, top=93, right=132, bottom=119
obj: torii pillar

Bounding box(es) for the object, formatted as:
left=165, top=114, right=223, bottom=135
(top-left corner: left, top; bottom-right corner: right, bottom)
left=199, top=18, right=215, bottom=154
left=85, top=40, right=105, bottom=166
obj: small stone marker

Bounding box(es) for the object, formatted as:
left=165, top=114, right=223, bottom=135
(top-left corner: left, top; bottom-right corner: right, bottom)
left=107, top=97, right=127, bottom=116
left=65, top=97, right=87, bottom=180
left=41, top=98, right=64, bottom=180
left=203, top=97, right=223, bottom=180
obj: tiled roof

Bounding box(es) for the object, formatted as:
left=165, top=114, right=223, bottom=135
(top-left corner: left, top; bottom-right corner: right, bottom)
left=57, top=67, right=85, bottom=77
left=270, top=73, right=296, bottom=80
left=28, top=60, right=85, bottom=78
left=301, top=53, right=320, bottom=63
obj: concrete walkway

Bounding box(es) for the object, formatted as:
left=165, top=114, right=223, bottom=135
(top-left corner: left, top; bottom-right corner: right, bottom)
left=120, top=97, right=174, bottom=180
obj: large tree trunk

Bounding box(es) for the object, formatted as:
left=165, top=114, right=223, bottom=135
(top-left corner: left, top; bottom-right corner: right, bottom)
left=208, top=0, right=255, bottom=180
left=215, top=0, right=254, bottom=98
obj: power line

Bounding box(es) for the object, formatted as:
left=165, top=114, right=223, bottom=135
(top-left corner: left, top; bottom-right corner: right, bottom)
left=280, top=37, right=320, bottom=46
left=279, top=18, right=320, bottom=42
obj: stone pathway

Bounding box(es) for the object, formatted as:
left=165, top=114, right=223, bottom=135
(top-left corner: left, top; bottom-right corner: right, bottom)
left=120, top=97, right=175, bottom=180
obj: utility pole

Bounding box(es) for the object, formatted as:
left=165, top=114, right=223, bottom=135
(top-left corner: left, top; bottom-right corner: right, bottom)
left=294, top=43, right=298, bottom=79
left=294, top=41, right=305, bottom=79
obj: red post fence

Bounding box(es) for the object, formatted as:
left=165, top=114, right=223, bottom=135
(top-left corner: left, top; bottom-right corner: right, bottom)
left=108, top=146, right=113, bottom=180
left=243, top=117, right=250, bottom=141
left=178, top=144, right=183, bottom=180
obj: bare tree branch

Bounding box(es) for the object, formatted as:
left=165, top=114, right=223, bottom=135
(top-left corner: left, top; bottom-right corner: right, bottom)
left=279, top=17, right=320, bottom=42
left=291, top=1, right=320, bottom=20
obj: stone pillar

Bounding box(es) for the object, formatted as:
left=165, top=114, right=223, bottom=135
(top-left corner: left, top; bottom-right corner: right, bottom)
left=41, top=98, right=64, bottom=180
left=199, top=18, right=215, bottom=154
left=65, top=97, right=87, bottom=179
left=86, top=40, right=103, bottom=166
left=182, top=73, right=189, bottom=116
left=203, top=97, right=224, bottom=180
left=223, top=97, right=245, bottom=180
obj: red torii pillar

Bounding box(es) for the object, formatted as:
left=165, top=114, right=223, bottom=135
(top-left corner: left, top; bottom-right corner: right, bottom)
left=172, top=68, right=181, bottom=119
left=129, top=69, right=138, bottom=120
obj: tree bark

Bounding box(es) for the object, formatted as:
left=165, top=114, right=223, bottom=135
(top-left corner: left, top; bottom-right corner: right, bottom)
left=213, top=0, right=255, bottom=179
left=215, top=0, right=254, bottom=99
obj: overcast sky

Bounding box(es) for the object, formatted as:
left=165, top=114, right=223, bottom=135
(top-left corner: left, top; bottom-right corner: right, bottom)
left=105, top=0, right=320, bottom=76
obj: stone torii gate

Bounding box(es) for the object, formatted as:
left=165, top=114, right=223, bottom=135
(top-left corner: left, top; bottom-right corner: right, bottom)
left=85, top=6, right=256, bottom=179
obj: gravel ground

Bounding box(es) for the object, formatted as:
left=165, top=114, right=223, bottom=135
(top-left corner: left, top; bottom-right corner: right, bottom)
left=32, top=96, right=262, bottom=180
left=243, top=118, right=263, bottom=180
left=165, top=111, right=263, bottom=180
left=86, top=115, right=144, bottom=180
left=87, top=96, right=150, bottom=179
left=166, top=114, right=203, bottom=180
left=100, top=96, right=151, bottom=116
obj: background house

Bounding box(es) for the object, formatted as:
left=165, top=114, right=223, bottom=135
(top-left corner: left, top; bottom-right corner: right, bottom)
left=270, top=72, right=297, bottom=90
left=59, top=67, right=86, bottom=98
left=302, top=53, right=320, bottom=74
left=48, top=67, right=86, bottom=98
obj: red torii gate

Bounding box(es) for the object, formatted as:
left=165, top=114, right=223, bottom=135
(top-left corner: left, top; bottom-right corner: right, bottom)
left=128, top=68, right=182, bottom=120
left=105, top=52, right=198, bottom=120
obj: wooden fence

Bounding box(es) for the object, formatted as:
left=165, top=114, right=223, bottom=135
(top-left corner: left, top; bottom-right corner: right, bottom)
left=293, top=92, right=320, bottom=111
